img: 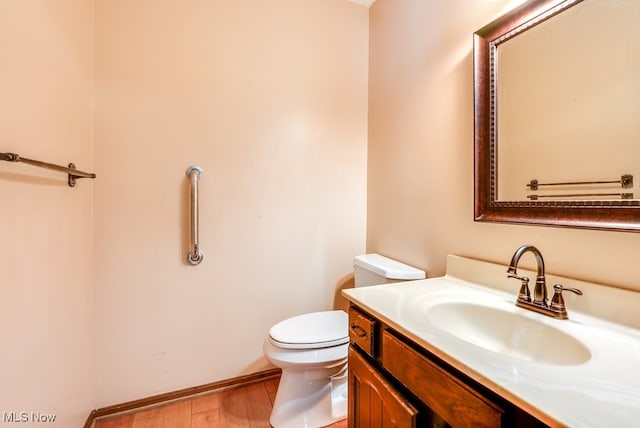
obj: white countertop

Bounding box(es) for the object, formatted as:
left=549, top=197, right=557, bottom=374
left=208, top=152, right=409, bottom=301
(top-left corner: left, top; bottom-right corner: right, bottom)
left=342, top=255, right=640, bottom=427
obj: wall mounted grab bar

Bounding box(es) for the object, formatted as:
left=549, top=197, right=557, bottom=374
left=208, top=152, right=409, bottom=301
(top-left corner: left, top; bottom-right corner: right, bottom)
left=527, top=174, right=633, bottom=191
left=186, top=166, right=204, bottom=265
left=1, top=152, right=96, bottom=187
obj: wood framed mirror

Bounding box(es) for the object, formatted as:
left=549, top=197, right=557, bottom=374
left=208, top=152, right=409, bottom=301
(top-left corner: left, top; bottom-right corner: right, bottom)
left=474, top=0, right=640, bottom=231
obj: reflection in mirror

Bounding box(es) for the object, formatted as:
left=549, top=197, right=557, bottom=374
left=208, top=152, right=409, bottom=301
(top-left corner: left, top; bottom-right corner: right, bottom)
left=497, top=0, right=640, bottom=201
left=474, top=0, right=640, bottom=232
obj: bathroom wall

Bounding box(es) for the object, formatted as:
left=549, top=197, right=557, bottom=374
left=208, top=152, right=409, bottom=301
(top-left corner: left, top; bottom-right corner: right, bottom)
left=0, top=1, right=94, bottom=427
left=367, top=0, right=640, bottom=292
left=93, top=0, right=368, bottom=406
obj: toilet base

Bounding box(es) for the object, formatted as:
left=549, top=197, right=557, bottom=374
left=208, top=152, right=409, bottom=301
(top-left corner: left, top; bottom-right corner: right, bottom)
left=270, top=362, right=348, bottom=428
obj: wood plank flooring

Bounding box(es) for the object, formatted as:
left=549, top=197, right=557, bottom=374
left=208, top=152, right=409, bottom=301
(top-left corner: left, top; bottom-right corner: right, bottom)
left=94, top=376, right=348, bottom=428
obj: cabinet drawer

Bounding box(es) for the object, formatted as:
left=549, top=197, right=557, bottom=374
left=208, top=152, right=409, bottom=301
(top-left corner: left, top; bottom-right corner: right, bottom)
left=348, top=307, right=376, bottom=357
left=382, top=331, right=504, bottom=428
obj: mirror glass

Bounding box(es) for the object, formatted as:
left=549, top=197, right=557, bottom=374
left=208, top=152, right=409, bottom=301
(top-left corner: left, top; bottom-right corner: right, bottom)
left=474, top=0, right=640, bottom=231
left=497, top=0, right=640, bottom=201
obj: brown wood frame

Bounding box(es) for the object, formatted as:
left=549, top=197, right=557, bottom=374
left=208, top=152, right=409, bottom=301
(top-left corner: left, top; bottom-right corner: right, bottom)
left=473, top=0, right=640, bottom=232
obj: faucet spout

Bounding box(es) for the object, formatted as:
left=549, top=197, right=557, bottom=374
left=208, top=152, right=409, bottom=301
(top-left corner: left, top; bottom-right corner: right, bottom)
left=507, top=244, right=547, bottom=306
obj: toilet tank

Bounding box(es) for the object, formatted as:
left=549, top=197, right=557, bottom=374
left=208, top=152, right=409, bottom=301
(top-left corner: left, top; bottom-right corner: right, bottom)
left=353, top=254, right=425, bottom=287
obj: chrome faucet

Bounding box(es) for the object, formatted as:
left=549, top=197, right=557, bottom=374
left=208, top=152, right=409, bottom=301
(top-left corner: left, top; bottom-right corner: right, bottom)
left=507, top=244, right=582, bottom=319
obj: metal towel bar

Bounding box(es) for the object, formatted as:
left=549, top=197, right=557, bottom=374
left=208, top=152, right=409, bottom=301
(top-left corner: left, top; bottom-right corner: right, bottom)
left=1, top=151, right=96, bottom=187
left=186, top=166, right=204, bottom=265
left=527, top=174, right=633, bottom=191
left=527, top=193, right=634, bottom=200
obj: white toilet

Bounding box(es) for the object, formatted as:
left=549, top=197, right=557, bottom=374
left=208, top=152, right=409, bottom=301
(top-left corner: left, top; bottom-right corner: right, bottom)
left=263, top=253, right=425, bottom=428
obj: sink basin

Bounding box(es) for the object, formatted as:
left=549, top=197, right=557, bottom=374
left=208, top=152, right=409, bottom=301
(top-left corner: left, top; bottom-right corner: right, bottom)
left=427, top=302, right=591, bottom=366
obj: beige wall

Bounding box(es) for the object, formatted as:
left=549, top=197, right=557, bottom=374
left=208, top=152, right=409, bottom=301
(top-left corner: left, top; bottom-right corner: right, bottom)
left=368, top=0, right=640, bottom=292
left=0, top=1, right=94, bottom=426
left=93, top=0, right=368, bottom=406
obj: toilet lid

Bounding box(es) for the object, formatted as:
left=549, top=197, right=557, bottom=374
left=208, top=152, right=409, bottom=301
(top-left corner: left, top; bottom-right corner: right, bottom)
left=269, top=310, right=348, bottom=349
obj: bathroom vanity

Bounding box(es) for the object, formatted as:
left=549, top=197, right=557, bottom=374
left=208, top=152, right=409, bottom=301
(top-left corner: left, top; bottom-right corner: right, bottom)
left=342, top=255, right=640, bottom=427
left=347, top=305, right=544, bottom=427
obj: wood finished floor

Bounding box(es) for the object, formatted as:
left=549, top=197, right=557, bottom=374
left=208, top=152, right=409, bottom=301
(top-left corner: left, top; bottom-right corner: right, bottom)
left=94, top=376, right=348, bottom=428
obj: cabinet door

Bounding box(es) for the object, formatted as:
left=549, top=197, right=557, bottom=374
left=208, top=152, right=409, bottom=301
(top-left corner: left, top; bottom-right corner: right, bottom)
left=382, top=331, right=504, bottom=428
left=348, top=346, right=418, bottom=428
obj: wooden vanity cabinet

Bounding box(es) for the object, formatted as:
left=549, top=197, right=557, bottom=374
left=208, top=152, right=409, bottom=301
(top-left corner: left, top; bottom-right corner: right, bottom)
left=348, top=346, right=419, bottom=427
left=348, top=305, right=546, bottom=428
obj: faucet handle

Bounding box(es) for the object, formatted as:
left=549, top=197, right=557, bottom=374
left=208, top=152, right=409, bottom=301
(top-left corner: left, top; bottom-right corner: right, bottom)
left=508, top=274, right=531, bottom=303
left=550, top=284, right=583, bottom=317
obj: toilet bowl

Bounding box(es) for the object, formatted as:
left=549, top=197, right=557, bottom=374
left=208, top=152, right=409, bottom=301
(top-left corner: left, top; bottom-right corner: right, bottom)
left=264, top=254, right=425, bottom=428
left=264, top=310, right=349, bottom=428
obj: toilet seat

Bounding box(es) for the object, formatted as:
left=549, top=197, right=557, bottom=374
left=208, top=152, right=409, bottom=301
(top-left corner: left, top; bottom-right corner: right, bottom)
left=268, top=310, right=348, bottom=349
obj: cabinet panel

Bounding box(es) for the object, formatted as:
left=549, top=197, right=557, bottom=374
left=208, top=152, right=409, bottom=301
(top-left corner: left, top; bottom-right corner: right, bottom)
left=348, top=346, right=418, bottom=428
left=382, top=331, right=504, bottom=428
left=349, top=307, right=377, bottom=357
